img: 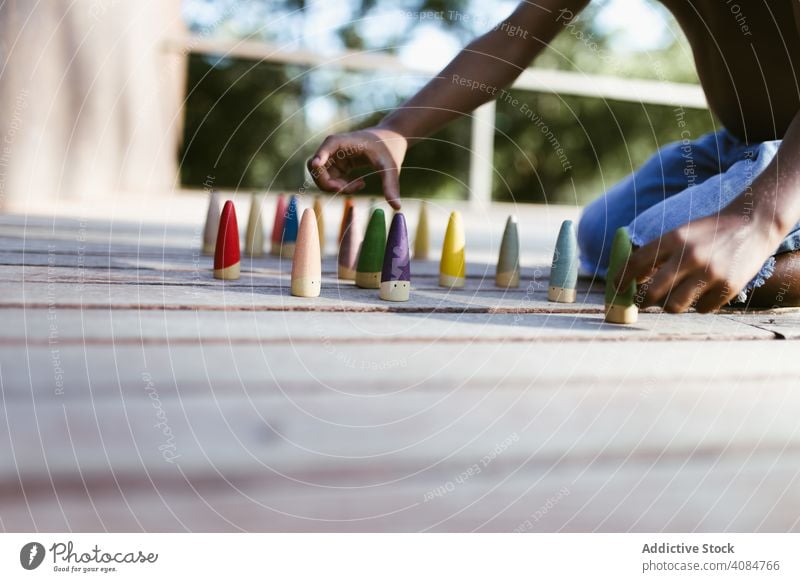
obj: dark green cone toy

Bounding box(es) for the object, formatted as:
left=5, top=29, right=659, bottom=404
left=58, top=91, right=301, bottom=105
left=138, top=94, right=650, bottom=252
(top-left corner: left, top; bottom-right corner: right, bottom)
left=604, top=227, right=638, bottom=324
left=356, top=209, right=387, bottom=289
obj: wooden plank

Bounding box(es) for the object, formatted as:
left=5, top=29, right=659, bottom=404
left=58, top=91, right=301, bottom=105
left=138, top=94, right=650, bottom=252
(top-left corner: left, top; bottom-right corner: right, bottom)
left=0, top=452, right=795, bottom=532
left=0, top=280, right=605, bottom=313
left=0, top=342, right=800, bottom=484
left=0, top=245, right=554, bottom=277
left=3, top=341, right=796, bottom=402
left=725, top=313, right=800, bottom=339
left=0, top=308, right=776, bottom=345
left=0, top=233, right=198, bottom=254
left=4, top=375, right=798, bottom=478
left=2, top=360, right=798, bottom=531
left=0, top=263, right=565, bottom=288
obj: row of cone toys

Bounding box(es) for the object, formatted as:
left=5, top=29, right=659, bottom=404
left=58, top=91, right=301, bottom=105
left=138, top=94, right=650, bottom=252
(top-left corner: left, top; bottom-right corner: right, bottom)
left=203, top=192, right=638, bottom=323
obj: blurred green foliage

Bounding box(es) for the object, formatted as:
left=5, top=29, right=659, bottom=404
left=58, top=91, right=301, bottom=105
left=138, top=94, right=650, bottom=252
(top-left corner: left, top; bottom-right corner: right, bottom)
left=180, top=57, right=307, bottom=191
left=180, top=0, right=717, bottom=204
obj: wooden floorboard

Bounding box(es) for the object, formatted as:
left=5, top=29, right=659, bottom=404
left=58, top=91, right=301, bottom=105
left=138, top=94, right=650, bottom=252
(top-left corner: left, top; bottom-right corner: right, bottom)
left=725, top=313, right=800, bottom=339
left=0, top=308, right=777, bottom=344
left=2, top=452, right=797, bottom=532
left=1, top=202, right=797, bottom=532
left=3, top=341, right=797, bottom=400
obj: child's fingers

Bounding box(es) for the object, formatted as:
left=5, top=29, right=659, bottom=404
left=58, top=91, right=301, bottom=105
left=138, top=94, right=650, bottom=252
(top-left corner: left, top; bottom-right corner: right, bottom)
left=308, top=132, right=401, bottom=204
left=308, top=148, right=353, bottom=192
left=694, top=282, right=731, bottom=313
left=341, top=179, right=366, bottom=194
left=637, top=258, right=684, bottom=307
left=616, top=239, right=667, bottom=291
left=380, top=164, right=401, bottom=210
left=309, top=135, right=347, bottom=170
left=309, top=164, right=349, bottom=192
left=361, top=149, right=401, bottom=210
left=321, top=162, right=364, bottom=194
left=663, top=277, right=703, bottom=313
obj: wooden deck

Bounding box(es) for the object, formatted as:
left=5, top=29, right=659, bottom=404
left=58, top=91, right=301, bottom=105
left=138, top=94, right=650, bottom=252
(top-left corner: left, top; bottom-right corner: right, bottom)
left=1, top=195, right=799, bottom=532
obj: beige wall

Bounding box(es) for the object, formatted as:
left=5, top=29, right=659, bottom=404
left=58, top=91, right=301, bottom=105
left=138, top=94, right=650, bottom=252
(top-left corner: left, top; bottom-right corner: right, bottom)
left=0, top=0, right=186, bottom=209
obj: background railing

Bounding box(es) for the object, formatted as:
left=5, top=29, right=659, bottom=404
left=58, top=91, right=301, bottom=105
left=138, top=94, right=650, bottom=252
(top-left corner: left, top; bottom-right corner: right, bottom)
left=167, top=36, right=708, bottom=206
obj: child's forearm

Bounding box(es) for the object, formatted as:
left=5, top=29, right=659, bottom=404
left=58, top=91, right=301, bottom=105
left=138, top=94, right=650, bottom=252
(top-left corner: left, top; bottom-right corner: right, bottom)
left=379, top=0, right=589, bottom=144
left=730, top=111, right=800, bottom=245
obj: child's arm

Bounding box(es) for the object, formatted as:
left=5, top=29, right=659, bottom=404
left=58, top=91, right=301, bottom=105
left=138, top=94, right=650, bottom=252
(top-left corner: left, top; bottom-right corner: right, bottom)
left=616, top=113, right=800, bottom=314
left=615, top=2, right=800, bottom=314
left=308, top=0, right=590, bottom=208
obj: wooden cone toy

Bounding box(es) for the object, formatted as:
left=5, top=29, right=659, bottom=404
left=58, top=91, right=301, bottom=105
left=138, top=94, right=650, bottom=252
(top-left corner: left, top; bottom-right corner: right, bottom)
left=337, top=205, right=361, bottom=280
left=355, top=208, right=386, bottom=289
left=380, top=212, right=411, bottom=302
left=280, top=195, right=300, bottom=259
left=244, top=192, right=265, bottom=257
left=291, top=208, right=322, bottom=298
left=496, top=215, right=520, bottom=288
left=313, top=195, right=325, bottom=255
left=270, top=193, right=287, bottom=255
left=213, top=200, right=240, bottom=280
left=605, top=227, right=638, bottom=324
left=366, top=197, right=387, bottom=230
left=439, top=211, right=465, bottom=288
left=202, top=190, right=221, bottom=255
left=548, top=219, right=579, bottom=303
left=338, top=195, right=354, bottom=244
left=366, top=197, right=377, bottom=229
left=414, top=199, right=430, bottom=260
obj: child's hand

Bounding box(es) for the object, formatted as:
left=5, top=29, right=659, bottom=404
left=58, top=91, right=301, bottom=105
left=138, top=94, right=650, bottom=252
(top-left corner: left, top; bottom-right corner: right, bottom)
left=307, top=126, right=408, bottom=210
left=615, top=212, right=780, bottom=313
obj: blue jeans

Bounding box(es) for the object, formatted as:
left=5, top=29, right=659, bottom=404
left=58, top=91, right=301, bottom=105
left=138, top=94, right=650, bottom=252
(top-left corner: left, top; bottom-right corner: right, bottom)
left=578, top=129, right=800, bottom=302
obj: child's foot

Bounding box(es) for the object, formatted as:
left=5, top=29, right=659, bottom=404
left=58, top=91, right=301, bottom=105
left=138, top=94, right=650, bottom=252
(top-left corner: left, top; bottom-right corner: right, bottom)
left=746, top=251, right=800, bottom=308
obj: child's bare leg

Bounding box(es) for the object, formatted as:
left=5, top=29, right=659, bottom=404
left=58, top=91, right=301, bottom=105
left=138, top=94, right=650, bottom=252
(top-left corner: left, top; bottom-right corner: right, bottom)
left=746, top=251, right=800, bottom=308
